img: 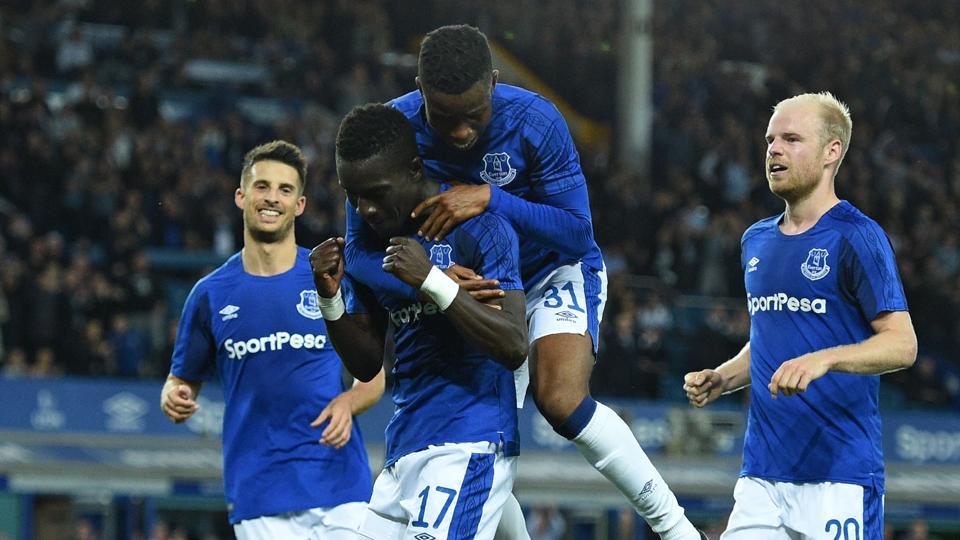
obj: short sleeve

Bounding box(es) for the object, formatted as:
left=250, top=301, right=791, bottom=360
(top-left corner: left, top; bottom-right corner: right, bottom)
left=170, top=282, right=217, bottom=381
left=841, top=220, right=909, bottom=321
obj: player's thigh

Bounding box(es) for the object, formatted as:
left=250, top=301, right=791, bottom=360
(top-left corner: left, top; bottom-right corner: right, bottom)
left=312, top=501, right=367, bottom=539
left=359, top=466, right=407, bottom=540
left=524, top=262, right=606, bottom=355
left=234, top=509, right=316, bottom=540
left=781, top=481, right=882, bottom=540
left=721, top=477, right=793, bottom=540
left=389, top=442, right=516, bottom=540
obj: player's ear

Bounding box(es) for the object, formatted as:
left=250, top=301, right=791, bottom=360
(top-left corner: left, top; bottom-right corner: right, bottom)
left=491, top=70, right=499, bottom=89
left=408, top=155, right=423, bottom=179
left=295, top=195, right=306, bottom=217
left=234, top=187, right=244, bottom=210
left=415, top=76, right=423, bottom=93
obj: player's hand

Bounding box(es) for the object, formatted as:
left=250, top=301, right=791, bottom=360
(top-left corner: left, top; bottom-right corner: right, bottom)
left=683, top=370, right=724, bottom=408
left=310, top=393, right=354, bottom=449
left=310, top=237, right=345, bottom=298
left=445, top=263, right=505, bottom=307
left=768, top=353, right=831, bottom=398
left=161, top=384, right=199, bottom=423
left=411, top=184, right=491, bottom=241
left=383, top=237, right=433, bottom=287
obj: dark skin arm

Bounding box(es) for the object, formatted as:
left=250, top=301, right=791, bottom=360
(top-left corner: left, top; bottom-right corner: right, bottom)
left=383, top=237, right=527, bottom=369
left=310, top=238, right=387, bottom=383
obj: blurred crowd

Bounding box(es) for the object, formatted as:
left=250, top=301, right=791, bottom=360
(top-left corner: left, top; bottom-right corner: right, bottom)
left=0, top=0, right=958, bottom=412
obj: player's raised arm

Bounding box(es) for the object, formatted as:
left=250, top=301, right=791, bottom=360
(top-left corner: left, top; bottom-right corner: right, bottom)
left=310, top=237, right=388, bottom=382
left=383, top=236, right=527, bottom=370
left=684, top=342, right=752, bottom=408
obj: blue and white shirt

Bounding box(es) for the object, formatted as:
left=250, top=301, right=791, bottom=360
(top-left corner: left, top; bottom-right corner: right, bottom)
left=171, top=247, right=372, bottom=523
left=740, top=201, right=908, bottom=489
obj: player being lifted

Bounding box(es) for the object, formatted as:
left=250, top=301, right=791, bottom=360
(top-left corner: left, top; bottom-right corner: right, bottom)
left=161, top=141, right=384, bottom=539
left=311, top=103, right=527, bottom=540
left=343, top=25, right=703, bottom=540
left=684, top=92, right=917, bottom=539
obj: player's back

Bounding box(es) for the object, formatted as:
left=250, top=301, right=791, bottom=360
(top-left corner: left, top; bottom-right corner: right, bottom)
left=739, top=201, right=907, bottom=489
left=172, top=247, right=372, bottom=522
left=390, top=84, right=604, bottom=286
left=351, top=209, right=523, bottom=466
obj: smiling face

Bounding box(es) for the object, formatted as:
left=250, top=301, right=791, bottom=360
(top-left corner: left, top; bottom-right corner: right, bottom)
left=419, top=73, right=496, bottom=151
left=337, top=150, right=424, bottom=240
left=235, top=159, right=305, bottom=244
left=764, top=101, right=833, bottom=204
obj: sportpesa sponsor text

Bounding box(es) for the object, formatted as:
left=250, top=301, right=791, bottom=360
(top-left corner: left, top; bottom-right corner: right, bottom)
left=224, top=332, right=328, bottom=359
left=747, top=292, right=827, bottom=316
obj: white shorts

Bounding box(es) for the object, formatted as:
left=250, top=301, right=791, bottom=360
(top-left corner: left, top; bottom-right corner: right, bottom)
left=513, top=262, right=608, bottom=406
left=722, top=477, right=883, bottom=540
left=233, top=501, right=366, bottom=540
left=359, top=442, right=517, bottom=540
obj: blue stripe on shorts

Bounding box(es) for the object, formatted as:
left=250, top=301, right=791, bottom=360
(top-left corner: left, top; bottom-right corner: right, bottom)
left=448, top=453, right=495, bottom=539
left=863, top=478, right=883, bottom=540
left=580, top=264, right=606, bottom=354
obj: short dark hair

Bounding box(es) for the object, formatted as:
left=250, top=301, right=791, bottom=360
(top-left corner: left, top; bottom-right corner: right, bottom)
left=418, top=24, right=492, bottom=94
left=241, top=140, right=307, bottom=192
left=336, top=103, right=416, bottom=163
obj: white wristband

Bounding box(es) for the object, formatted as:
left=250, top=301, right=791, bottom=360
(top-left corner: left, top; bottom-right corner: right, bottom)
left=420, top=266, right=459, bottom=311
left=318, top=287, right=346, bottom=321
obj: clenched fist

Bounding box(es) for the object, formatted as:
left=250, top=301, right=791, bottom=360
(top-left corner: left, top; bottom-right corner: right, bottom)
left=382, top=237, right=433, bottom=287
left=310, top=237, right=345, bottom=298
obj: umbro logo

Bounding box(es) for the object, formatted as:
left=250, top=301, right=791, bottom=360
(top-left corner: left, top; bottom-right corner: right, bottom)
left=639, top=479, right=656, bottom=499
left=219, top=305, right=239, bottom=321
left=414, top=534, right=437, bottom=540
left=747, top=257, right=760, bottom=273
left=556, top=310, right=579, bottom=319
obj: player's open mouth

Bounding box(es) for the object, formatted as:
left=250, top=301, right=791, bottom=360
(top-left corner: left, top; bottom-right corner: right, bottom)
left=769, top=164, right=788, bottom=176
left=258, top=208, right=282, bottom=222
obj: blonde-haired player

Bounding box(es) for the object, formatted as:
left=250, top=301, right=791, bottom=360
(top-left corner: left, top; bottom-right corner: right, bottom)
left=684, top=92, right=916, bottom=539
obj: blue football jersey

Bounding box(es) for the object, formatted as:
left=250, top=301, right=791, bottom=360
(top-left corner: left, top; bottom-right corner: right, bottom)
left=171, top=247, right=372, bottom=523
left=345, top=84, right=603, bottom=295
left=344, top=211, right=523, bottom=466
left=740, top=201, right=908, bottom=489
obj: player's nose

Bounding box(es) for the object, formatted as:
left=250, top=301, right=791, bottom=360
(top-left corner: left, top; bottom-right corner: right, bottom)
left=449, top=122, right=473, bottom=142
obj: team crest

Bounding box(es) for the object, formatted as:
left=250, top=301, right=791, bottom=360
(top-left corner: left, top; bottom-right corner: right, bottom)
left=800, top=248, right=831, bottom=281
left=429, top=243, right=454, bottom=269
left=296, top=289, right=323, bottom=320
left=479, top=152, right=517, bottom=186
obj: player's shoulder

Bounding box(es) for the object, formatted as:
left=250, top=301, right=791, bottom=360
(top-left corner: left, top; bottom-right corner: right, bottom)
left=826, top=200, right=893, bottom=251
left=493, top=84, right=561, bottom=127
left=388, top=90, right=423, bottom=119
left=194, top=252, right=243, bottom=291
left=456, top=211, right=517, bottom=249
left=741, top=214, right=782, bottom=245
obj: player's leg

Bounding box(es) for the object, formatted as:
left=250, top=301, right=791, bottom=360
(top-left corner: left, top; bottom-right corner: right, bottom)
left=493, top=492, right=530, bottom=540
left=233, top=510, right=316, bottom=540
left=526, top=263, right=699, bottom=540
left=384, top=442, right=516, bottom=540
left=358, top=466, right=407, bottom=540
left=720, top=477, right=792, bottom=540
left=311, top=501, right=368, bottom=539
left=779, top=480, right=882, bottom=540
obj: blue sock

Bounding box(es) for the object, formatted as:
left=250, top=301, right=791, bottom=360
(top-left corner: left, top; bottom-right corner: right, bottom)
left=553, top=396, right=598, bottom=440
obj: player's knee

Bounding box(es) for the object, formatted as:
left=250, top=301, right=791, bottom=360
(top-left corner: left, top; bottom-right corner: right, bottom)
left=532, top=384, right=588, bottom=427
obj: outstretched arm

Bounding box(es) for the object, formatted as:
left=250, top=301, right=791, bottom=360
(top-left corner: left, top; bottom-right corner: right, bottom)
left=311, top=367, right=386, bottom=449
left=768, top=311, right=916, bottom=398
left=683, top=343, right=752, bottom=408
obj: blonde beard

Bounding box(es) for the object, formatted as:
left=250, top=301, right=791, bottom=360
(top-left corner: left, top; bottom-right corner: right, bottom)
left=768, top=168, right=820, bottom=205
